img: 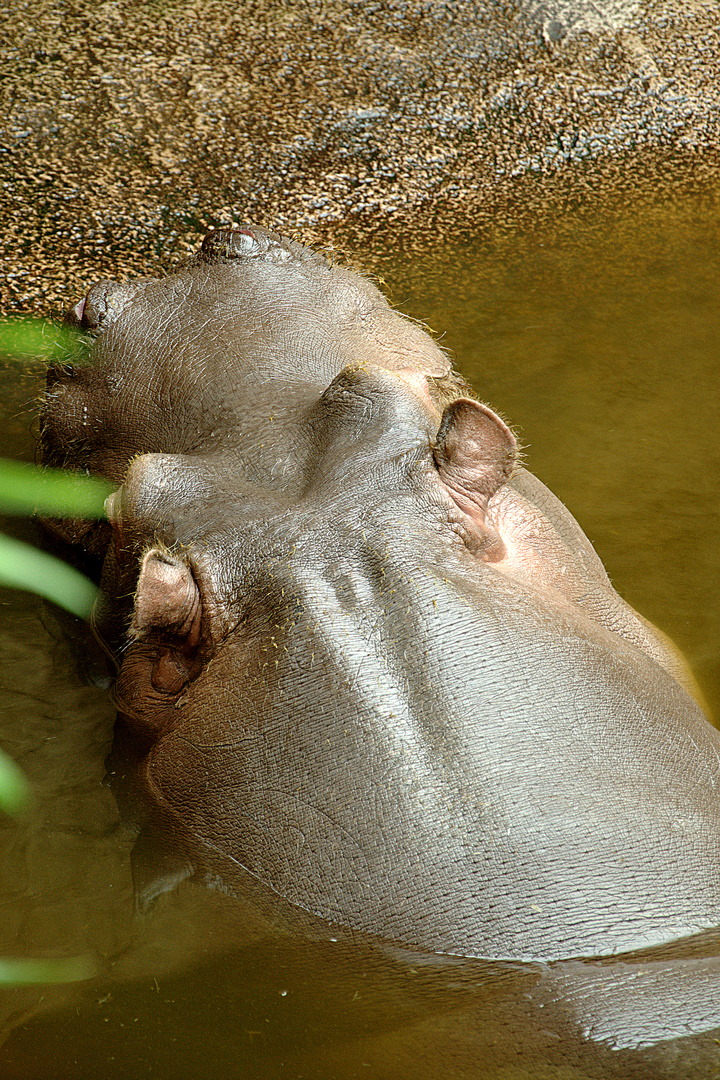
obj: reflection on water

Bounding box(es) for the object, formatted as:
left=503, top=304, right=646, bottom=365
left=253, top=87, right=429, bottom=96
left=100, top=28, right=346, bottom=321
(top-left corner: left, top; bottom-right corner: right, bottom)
left=1, top=195, right=719, bottom=1078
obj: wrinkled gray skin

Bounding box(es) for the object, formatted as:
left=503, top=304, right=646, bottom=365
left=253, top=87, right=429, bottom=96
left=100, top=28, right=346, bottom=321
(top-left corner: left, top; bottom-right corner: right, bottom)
left=41, top=226, right=720, bottom=966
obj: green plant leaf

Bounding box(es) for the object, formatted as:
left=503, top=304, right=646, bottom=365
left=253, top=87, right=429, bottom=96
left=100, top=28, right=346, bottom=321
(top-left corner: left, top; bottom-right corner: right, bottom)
left=0, top=318, right=79, bottom=360
left=0, top=955, right=97, bottom=984
left=0, top=318, right=50, bottom=357
left=0, top=533, right=98, bottom=618
left=0, top=460, right=114, bottom=517
left=0, top=749, right=29, bottom=815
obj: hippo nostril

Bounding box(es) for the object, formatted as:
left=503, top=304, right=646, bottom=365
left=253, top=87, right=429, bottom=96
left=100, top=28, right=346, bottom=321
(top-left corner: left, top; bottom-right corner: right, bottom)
left=200, top=226, right=268, bottom=260
left=63, top=297, right=86, bottom=328
left=64, top=280, right=137, bottom=332
left=83, top=287, right=115, bottom=330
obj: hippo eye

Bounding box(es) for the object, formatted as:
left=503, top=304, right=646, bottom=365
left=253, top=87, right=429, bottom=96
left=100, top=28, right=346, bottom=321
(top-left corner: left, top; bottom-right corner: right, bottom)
left=198, top=225, right=309, bottom=265
left=199, top=227, right=269, bottom=260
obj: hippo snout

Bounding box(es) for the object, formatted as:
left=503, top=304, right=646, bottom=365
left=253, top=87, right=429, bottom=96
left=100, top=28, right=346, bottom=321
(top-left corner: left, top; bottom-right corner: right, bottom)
left=63, top=279, right=146, bottom=332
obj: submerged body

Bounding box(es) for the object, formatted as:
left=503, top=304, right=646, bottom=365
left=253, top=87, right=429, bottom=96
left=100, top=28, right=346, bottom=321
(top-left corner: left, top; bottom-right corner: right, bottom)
left=41, top=226, right=719, bottom=962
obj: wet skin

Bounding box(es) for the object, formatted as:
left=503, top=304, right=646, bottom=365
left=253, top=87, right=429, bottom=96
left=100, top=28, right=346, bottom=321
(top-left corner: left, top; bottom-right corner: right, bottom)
left=41, top=226, right=720, bottom=966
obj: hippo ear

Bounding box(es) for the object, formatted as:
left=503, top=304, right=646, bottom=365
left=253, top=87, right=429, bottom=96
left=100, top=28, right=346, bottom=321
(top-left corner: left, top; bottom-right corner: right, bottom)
left=128, top=548, right=204, bottom=693
left=132, top=548, right=202, bottom=646
left=433, top=399, right=517, bottom=562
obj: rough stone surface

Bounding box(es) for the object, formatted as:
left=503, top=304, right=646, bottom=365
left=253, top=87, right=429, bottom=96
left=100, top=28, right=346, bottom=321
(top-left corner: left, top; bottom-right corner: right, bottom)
left=1, top=0, right=719, bottom=313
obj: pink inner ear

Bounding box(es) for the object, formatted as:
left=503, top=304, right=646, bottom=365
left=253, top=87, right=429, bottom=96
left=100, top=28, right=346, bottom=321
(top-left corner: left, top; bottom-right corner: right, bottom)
left=132, top=549, right=202, bottom=647
left=433, top=399, right=517, bottom=562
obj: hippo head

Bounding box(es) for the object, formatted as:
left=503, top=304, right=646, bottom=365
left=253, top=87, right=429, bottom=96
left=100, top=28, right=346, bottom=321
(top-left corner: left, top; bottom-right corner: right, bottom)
left=41, top=227, right=719, bottom=963
left=43, top=226, right=460, bottom=481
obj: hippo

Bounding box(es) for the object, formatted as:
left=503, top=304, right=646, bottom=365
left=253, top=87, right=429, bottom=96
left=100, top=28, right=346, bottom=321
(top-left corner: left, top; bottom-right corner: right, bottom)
left=40, top=225, right=720, bottom=965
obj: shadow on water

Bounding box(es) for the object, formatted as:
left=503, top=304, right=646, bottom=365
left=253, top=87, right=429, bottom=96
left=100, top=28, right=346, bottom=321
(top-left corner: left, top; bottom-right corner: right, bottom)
left=0, top=195, right=719, bottom=1078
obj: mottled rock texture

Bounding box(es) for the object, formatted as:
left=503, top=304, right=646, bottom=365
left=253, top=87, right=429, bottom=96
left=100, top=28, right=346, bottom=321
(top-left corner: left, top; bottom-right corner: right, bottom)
left=1, top=0, right=719, bottom=312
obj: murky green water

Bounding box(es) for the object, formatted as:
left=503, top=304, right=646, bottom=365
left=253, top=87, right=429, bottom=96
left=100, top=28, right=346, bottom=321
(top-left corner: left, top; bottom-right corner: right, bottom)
left=0, top=194, right=719, bottom=1078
